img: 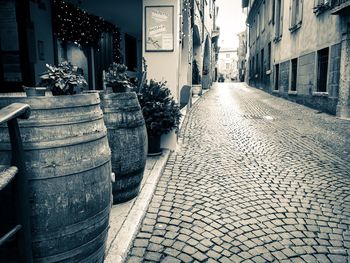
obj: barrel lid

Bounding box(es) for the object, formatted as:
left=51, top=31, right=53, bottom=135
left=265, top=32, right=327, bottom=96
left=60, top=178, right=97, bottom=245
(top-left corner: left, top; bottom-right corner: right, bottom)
left=0, top=93, right=101, bottom=110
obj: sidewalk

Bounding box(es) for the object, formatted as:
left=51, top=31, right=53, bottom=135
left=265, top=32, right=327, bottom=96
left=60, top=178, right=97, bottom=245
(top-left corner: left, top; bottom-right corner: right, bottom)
left=104, top=150, right=170, bottom=263
left=104, top=89, right=210, bottom=262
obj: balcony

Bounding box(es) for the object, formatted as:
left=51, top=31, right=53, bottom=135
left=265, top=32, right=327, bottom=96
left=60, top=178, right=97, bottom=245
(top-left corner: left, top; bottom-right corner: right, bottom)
left=330, top=0, right=350, bottom=14
left=211, top=27, right=220, bottom=39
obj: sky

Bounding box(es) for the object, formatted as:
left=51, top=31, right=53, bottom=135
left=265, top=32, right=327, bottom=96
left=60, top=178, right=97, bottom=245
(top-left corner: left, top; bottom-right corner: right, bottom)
left=216, top=0, right=247, bottom=50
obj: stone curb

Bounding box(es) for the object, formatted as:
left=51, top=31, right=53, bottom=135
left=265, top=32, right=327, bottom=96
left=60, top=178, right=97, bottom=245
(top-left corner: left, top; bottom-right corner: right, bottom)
left=104, top=149, right=171, bottom=263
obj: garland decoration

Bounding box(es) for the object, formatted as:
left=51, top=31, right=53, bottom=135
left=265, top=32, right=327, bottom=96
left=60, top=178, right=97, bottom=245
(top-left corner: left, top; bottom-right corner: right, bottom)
left=52, top=0, right=122, bottom=63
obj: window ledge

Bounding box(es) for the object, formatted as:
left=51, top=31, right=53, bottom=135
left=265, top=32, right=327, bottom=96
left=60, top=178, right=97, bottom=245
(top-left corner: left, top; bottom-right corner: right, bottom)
left=312, top=91, right=328, bottom=97
left=273, top=36, right=282, bottom=43
left=289, top=22, right=302, bottom=33
left=313, top=3, right=331, bottom=16
left=288, top=90, right=298, bottom=95
left=272, top=90, right=279, bottom=93
left=266, top=70, right=271, bottom=75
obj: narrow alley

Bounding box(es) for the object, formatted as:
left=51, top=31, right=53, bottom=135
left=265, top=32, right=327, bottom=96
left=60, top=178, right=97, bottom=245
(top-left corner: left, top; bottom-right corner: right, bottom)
left=126, top=82, right=350, bottom=263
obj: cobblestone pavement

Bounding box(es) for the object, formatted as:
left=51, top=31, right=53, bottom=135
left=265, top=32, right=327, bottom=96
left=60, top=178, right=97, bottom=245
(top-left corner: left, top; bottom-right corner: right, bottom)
left=126, top=82, right=350, bottom=263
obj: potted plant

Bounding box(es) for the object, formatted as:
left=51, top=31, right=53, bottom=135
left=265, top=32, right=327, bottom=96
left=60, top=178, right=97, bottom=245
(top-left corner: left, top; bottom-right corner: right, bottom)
left=104, top=63, right=134, bottom=93
left=192, top=59, right=202, bottom=97
left=39, top=61, right=88, bottom=95
left=138, top=80, right=182, bottom=156
left=100, top=62, right=148, bottom=203
left=0, top=61, right=113, bottom=262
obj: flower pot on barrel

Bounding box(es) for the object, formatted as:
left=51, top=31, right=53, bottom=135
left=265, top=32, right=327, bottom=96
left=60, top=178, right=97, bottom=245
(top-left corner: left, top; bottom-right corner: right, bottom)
left=23, top=86, right=47, bottom=97
left=101, top=63, right=148, bottom=204
left=138, top=80, right=182, bottom=156
left=0, top=62, right=112, bottom=262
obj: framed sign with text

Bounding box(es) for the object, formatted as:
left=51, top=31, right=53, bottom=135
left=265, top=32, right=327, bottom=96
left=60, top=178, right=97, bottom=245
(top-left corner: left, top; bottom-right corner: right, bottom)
left=145, top=6, right=174, bottom=52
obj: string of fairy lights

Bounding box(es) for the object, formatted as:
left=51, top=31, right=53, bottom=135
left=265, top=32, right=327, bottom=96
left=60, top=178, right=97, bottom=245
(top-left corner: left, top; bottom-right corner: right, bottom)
left=52, top=0, right=122, bottom=63
left=181, top=0, right=192, bottom=41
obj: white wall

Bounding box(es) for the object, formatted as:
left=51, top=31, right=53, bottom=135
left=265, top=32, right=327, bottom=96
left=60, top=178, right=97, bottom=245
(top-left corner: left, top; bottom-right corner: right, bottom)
left=143, top=0, right=181, bottom=150
left=143, top=0, right=180, bottom=102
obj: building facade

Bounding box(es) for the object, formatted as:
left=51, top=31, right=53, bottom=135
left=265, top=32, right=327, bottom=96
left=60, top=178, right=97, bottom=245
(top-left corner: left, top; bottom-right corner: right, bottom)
left=237, top=30, right=248, bottom=82
left=218, top=48, right=238, bottom=81
left=243, top=0, right=350, bottom=117
left=191, top=0, right=220, bottom=90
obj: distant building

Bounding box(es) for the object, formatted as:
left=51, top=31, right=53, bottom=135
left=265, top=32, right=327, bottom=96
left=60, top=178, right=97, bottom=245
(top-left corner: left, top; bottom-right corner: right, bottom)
left=243, top=0, right=350, bottom=117
left=218, top=49, right=238, bottom=81
left=237, top=30, right=247, bottom=82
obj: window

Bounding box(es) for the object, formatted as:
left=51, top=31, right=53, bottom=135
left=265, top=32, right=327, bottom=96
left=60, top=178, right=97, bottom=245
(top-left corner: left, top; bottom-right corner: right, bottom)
left=251, top=57, right=255, bottom=77
left=261, top=1, right=265, bottom=32
left=265, top=0, right=273, bottom=25
left=249, top=59, right=252, bottom=78
left=125, top=34, right=137, bottom=71
left=290, top=58, right=298, bottom=91
left=267, top=42, right=271, bottom=70
left=257, top=13, right=260, bottom=38
left=317, top=47, right=329, bottom=92
left=275, top=0, right=283, bottom=40
left=261, top=48, right=264, bottom=78
left=272, top=0, right=276, bottom=24
left=209, top=0, right=212, bottom=17
left=274, top=64, right=279, bottom=90
left=290, top=0, right=303, bottom=31
left=226, top=53, right=230, bottom=58
left=226, top=63, right=230, bottom=70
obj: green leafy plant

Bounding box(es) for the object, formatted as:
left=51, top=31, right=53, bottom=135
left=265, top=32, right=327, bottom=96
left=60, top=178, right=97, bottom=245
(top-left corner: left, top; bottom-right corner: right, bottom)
left=138, top=80, right=182, bottom=136
left=39, top=61, right=87, bottom=95
left=105, top=63, right=135, bottom=92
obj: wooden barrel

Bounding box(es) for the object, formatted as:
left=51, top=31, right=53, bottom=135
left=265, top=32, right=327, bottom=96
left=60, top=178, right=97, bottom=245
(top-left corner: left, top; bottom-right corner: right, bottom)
left=100, top=92, right=147, bottom=204
left=0, top=93, right=112, bottom=263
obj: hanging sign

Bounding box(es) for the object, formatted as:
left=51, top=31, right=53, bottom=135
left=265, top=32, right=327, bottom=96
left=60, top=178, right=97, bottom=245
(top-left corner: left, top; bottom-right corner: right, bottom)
left=145, top=6, right=174, bottom=52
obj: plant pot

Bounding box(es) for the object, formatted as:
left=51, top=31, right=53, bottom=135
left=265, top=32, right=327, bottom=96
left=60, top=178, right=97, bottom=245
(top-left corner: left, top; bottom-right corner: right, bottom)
left=24, top=87, right=46, bottom=97
left=147, top=134, right=162, bottom=156
left=192, top=84, right=202, bottom=97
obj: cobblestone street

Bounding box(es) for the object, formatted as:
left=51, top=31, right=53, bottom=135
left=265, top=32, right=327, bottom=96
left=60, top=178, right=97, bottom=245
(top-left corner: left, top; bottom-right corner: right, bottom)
left=126, top=82, right=350, bottom=263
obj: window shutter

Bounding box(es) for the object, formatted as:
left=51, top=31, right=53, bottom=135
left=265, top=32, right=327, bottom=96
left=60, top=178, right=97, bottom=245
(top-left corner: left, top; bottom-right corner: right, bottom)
left=280, top=0, right=283, bottom=37
left=289, top=0, right=292, bottom=29
left=298, top=0, right=303, bottom=25
left=272, top=0, right=275, bottom=25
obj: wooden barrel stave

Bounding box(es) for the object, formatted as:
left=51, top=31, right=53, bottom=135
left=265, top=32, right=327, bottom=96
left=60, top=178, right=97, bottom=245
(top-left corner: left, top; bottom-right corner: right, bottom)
left=0, top=93, right=112, bottom=262
left=101, top=92, right=147, bottom=204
